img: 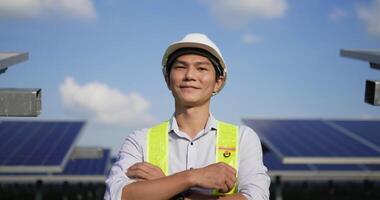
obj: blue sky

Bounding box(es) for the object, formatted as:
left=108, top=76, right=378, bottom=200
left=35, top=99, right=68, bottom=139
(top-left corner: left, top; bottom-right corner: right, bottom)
left=1, top=0, right=380, bottom=155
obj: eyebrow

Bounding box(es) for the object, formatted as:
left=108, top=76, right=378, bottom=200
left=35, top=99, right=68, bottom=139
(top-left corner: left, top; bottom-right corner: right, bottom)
left=173, top=60, right=212, bottom=66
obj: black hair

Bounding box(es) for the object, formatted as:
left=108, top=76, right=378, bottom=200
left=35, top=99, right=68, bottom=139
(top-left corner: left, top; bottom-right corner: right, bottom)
left=165, top=48, right=223, bottom=78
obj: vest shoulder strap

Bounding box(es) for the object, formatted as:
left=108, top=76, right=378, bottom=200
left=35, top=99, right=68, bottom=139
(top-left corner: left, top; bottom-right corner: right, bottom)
left=214, top=120, right=239, bottom=195
left=147, top=121, right=169, bottom=175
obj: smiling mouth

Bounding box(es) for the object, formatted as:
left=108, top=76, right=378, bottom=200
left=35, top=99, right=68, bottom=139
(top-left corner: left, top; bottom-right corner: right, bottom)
left=180, top=86, right=200, bottom=89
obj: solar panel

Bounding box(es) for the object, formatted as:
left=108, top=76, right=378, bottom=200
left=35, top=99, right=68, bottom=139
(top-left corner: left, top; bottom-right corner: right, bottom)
left=330, top=120, right=380, bottom=149
left=243, top=119, right=380, bottom=164
left=0, top=148, right=110, bottom=183
left=57, top=149, right=110, bottom=175
left=0, top=121, right=85, bottom=173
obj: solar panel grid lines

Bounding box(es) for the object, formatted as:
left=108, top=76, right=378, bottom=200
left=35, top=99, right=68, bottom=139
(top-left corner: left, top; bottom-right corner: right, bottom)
left=289, top=121, right=341, bottom=156
left=300, top=121, right=351, bottom=156
left=21, top=122, right=59, bottom=165
left=0, top=121, right=23, bottom=159
left=242, top=119, right=286, bottom=160
left=327, top=120, right=380, bottom=153
left=246, top=120, right=330, bottom=157
left=41, top=122, right=73, bottom=165
left=291, top=120, right=378, bottom=157
left=1, top=121, right=44, bottom=165
left=243, top=119, right=380, bottom=164
left=0, top=121, right=85, bottom=173
left=0, top=120, right=14, bottom=138
left=271, top=121, right=315, bottom=156
left=305, top=121, right=377, bottom=157
left=47, top=122, right=85, bottom=171
left=0, top=122, right=19, bottom=157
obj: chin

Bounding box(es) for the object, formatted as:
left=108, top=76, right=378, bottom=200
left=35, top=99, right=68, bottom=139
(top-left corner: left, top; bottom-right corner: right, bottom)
left=178, top=97, right=211, bottom=108
left=180, top=99, right=199, bottom=106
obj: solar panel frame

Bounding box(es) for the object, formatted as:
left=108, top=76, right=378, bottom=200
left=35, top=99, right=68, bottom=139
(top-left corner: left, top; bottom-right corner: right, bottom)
left=264, top=152, right=380, bottom=181
left=0, top=148, right=110, bottom=183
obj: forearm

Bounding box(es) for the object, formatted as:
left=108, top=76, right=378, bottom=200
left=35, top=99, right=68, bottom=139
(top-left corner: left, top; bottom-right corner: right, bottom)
left=122, top=170, right=194, bottom=200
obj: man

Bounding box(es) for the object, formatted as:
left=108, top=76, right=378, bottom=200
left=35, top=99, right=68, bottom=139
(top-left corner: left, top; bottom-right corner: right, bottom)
left=105, top=33, right=270, bottom=200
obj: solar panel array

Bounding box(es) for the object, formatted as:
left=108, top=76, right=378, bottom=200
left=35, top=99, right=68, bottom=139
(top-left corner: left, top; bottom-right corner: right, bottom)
left=0, top=148, right=110, bottom=182
left=2, top=119, right=380, bottom=182
left=243, top=119, right=380, bottom=164
left=0, top=121, right=84, bottom=173
left=0, top=120, right=114, bottom=183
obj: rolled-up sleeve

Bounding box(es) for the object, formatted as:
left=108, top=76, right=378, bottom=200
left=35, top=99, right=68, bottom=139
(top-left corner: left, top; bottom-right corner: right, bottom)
left=104, top=129, right=146, bottom=200
left=238, top=125, right=270, bottom=200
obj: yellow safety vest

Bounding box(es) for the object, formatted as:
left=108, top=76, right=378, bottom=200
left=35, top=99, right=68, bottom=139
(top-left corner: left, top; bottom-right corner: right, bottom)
left=146, top=120, right=239, bottom=195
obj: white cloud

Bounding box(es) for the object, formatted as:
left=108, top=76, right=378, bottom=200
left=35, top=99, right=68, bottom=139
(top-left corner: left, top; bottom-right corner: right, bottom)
left=0, top=0, right=96, bottom=20
left=242, top=33, right=263, bottom=44
left=59, top=77, right=156, bottom=127
left=356, top=0, right=380, bottom=37
left=200, top=0, right=287, bottom=28
left=329, top=8, right=348, bottom=23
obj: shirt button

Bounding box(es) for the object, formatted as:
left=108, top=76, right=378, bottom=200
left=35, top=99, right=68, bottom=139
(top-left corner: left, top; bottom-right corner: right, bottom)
left=190, top=142, right=194, bottom=145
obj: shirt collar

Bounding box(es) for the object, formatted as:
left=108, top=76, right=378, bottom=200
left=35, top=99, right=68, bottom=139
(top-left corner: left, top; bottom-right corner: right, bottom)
left=169, top=113, right=218, bottom=136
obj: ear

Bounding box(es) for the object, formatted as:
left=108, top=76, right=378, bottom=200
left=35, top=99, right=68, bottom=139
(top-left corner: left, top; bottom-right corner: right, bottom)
left=213, top=76, right=225, bottom=92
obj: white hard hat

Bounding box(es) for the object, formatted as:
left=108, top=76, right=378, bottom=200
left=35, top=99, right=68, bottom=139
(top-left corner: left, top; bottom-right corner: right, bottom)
left=162, top=33, right=227, bottom=93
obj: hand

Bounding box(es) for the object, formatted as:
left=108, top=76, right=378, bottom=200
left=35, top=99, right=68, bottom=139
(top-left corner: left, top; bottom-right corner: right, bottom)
left=126, top=162, right=165, bottom=181
left=191, top=162, right=237, bottom=193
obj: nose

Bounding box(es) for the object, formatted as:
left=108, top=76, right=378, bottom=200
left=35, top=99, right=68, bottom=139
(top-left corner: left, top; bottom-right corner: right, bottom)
left=184, top=66, right=196, bottom=80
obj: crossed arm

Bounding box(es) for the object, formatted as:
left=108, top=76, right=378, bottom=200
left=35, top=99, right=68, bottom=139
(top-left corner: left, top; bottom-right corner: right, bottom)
left=122, top=162, right=247, bottom=200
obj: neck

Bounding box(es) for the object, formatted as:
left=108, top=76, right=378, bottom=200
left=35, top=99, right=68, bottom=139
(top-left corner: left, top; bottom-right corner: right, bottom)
left=174, top=101, right=210, bottom=139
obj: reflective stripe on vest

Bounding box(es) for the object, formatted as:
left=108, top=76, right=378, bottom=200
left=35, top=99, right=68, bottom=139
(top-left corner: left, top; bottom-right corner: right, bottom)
left=147, top=120, right=239, bottom=194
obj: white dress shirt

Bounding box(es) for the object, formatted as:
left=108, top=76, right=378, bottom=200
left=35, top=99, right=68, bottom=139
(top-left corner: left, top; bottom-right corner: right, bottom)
left=104, top=114, right=270, bottom=200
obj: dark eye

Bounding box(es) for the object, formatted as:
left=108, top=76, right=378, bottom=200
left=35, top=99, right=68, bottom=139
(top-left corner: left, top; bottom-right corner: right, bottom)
left=198, top=67, right=208, bottom=71
left=174, top=65, right=185, bottom=70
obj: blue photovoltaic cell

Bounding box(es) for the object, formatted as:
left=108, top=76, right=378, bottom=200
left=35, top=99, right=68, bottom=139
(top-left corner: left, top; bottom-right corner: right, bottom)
left=0, top=121, right=84, bottom=167
left=57, top=149, right=110, bottom=175
left=243, top=119, right=380, bottom=160
left=0, top=149, right=110, bottom=176
left=331, top=120, right=380, bottom=148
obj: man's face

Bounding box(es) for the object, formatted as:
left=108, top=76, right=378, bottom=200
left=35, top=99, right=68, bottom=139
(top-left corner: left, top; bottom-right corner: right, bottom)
left=168, top=54, right=224, bottom=107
